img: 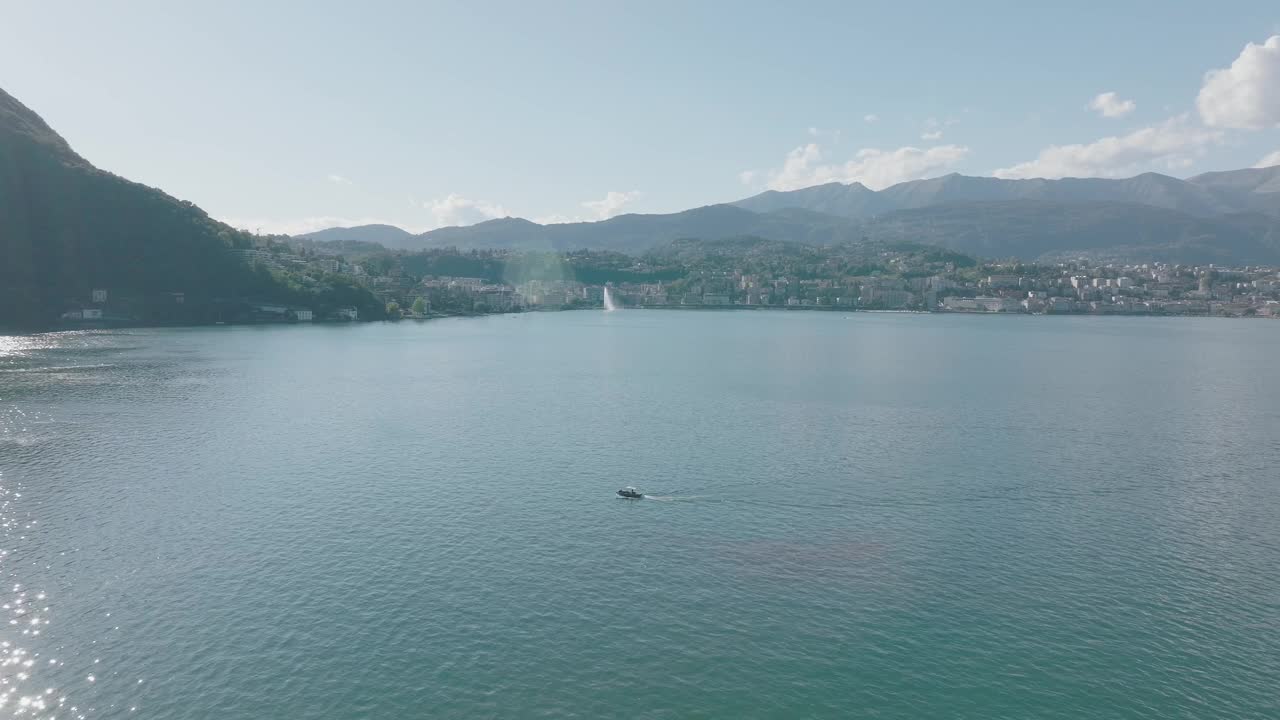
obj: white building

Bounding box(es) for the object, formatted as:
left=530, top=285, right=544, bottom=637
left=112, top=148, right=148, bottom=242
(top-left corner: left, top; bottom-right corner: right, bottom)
left=92, top=289, right=108, bottom=303
left=942, top=296, right=1020, bottom=312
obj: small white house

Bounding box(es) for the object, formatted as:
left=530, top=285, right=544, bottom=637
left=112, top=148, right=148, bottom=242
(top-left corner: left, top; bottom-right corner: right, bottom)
left=92, top=289, right=108, bottom=303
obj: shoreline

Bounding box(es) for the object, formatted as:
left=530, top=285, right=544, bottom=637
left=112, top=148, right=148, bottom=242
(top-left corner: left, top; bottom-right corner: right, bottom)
left=6, top=304, right=1274, bottom=336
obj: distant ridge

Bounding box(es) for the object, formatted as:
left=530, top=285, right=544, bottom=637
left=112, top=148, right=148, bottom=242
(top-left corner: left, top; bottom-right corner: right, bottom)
left=732, top=169, right=1280, bottom=219
left=854, top=201, right=1280, bottom=265
left=301, top=204, right=872, bottom=253
left=301, top=167, right=1280, bottom=264
left=1188, top=166, right=1280, bottom=196
left=301, top=224, right=419, bottom=249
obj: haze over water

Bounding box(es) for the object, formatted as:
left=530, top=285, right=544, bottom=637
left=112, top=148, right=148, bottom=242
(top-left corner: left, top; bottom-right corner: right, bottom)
left=1, top=312, right=1278, bottom=718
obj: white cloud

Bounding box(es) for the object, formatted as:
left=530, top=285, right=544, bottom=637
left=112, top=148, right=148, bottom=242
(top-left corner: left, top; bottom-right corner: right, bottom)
left=221, top=216, right=417, bottom=236
left=531, top=213, right=575, bottom=225
left=535, top=190, right=644, bottom=224
left=764, top=142, right=970, bottom=191
left=863, top=114, right=878, bottom=123
left=922, top=130, right=944, bottom=141
left=582, top=190, right=642, bottom=220
left=807, top=126, right=820, bottom=136
left=1088, top=91, right=1136, bottom=118
left=426, top=193, right=509, bottom=228
left=738, top=170, right=759, bottom=185
left=326, top=173, right=353, bottom=186
left=992, top=115, right=1221, bottom=179
left=1198, top=35, right=1280, bottom=129
left=1256, top=150, right=1280, bottom=168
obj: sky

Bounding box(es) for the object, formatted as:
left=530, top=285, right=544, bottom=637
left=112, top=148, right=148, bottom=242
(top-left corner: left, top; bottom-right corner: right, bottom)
left=3, top=1, right=1280, bottom=234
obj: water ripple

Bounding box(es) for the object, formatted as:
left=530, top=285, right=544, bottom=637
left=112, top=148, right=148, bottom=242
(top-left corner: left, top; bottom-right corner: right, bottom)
left=0, top=316, right=1277, bottom=718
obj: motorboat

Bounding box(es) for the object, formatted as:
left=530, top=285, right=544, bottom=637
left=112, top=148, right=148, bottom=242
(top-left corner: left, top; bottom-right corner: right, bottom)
left=616, top=486, right=643, bottom=499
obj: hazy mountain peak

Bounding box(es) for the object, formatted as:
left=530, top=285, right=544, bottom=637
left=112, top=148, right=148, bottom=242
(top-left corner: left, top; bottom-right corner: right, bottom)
left=1189, top=165, right=1280, bottom=194
left=298, top=223, right=417, bottom=250
left=480, top=216, right=543, bottom=227
left=732, top=168, right=1278, bottom=219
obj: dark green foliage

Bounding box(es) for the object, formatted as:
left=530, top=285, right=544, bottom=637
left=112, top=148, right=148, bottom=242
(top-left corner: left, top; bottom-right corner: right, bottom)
left=0, top=87, right=383, bottom=329
left=393, top=248, right=683, bottom=285
left=292, top=237, right=389, bottom=257
left=881, top=242, right=977, bottom=267
left=642, top=236, right=977, bottom=282
left=399, top=250, right=507, bottom=281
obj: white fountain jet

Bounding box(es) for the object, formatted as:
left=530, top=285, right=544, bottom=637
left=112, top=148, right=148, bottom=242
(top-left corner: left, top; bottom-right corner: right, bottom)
left=603, top=286, right=617, bottom=312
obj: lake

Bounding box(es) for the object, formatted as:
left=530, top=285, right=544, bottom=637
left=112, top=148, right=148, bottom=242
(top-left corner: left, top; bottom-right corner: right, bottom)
left=2, top=311, right=1278, bottom=718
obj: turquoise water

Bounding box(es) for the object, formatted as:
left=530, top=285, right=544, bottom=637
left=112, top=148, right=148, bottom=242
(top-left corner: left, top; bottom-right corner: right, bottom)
left=1, top=311, right=1279, bottom=719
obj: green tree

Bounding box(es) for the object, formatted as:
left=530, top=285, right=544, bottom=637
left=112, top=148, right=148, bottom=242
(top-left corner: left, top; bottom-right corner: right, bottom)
left=386, top=301, right=401, bottom=317
left=411, top=297, right=427, bottom=315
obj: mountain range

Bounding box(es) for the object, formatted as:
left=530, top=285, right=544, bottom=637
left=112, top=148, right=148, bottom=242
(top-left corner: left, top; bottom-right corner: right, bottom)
left=5, top=78, right=1280, bottom=328
left=306, top=168, right=1280, bottom=264
left=733, top=170, right=1280, bottom=218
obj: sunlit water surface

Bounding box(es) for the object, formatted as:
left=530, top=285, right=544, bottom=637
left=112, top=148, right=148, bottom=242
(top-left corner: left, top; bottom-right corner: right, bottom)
left=1, top=312, right=1278, bottom=718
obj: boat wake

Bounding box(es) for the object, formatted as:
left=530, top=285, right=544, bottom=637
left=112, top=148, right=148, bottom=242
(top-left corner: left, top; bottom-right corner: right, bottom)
left=636, top=495, right=707, bottom=502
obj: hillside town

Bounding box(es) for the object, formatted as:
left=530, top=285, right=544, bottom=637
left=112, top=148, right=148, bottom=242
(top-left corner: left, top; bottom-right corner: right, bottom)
left=421, top=262, right=1280, bottom=317
left=248, top=243, right=1280, bottom=319
left=56, top=241, right=1280, bottom=327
